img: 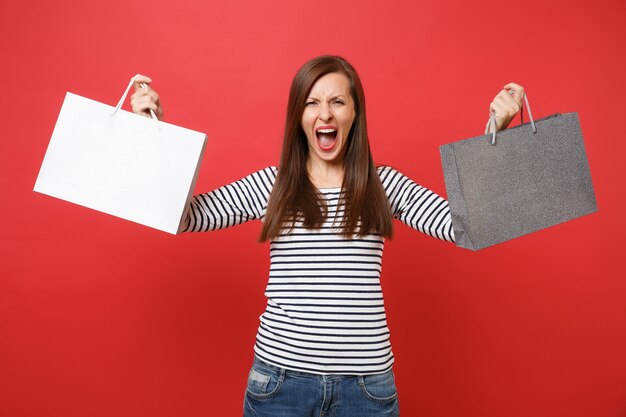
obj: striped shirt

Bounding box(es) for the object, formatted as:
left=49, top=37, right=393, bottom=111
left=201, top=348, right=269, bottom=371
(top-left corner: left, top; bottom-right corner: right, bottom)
left=183, top=165, right=455, bottom=375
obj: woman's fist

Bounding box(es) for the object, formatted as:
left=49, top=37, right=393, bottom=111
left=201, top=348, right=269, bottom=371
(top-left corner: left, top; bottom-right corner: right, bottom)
left=130, top=74, right=164, bottom=121
left=488, top=82, right=524, bottom=133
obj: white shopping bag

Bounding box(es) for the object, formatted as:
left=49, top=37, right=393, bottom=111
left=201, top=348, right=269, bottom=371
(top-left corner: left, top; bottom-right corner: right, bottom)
left=34, top=76, right=207, bottom=234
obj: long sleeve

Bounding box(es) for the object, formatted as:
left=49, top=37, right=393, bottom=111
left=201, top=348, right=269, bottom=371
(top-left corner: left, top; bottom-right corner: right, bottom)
left=182, top=166, right=277, bottom=232
left=377, top=165, right=455, bottom=243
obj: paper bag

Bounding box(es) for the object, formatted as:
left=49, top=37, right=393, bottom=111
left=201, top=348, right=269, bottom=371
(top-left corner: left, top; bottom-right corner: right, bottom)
left=34, top=87, right=207, bottom=234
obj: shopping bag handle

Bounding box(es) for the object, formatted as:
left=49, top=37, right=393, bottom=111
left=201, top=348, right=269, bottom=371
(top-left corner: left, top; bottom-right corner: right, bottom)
left=111, top=74, right=159, bottom=122
left=484, top=90, right=537, bottom=145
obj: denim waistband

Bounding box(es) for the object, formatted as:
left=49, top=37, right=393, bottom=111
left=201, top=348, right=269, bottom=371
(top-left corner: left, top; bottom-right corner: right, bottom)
left=253, top=355, right=322, bottom=378
left=252, top=355, right=394, bottom=378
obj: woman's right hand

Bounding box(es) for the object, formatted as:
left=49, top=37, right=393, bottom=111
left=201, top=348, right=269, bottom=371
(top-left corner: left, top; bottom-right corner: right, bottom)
left=130, top=74, right=164, bottom=121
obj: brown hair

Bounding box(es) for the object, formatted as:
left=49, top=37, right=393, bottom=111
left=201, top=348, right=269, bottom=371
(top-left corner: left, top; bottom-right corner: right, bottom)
left=260, top=55, right=393, bottom=241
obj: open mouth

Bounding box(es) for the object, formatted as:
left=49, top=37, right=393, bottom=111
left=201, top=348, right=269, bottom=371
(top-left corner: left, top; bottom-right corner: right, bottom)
left=315, top=127, right=338, bottom=151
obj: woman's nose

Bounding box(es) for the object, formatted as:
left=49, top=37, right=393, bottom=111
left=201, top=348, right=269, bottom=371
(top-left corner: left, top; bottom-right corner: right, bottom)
left=318, top=103, right=333, bottom=121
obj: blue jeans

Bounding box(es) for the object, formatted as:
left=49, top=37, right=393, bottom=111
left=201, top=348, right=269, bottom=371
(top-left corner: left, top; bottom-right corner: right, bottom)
left=243, top=357, right=400, bottom=417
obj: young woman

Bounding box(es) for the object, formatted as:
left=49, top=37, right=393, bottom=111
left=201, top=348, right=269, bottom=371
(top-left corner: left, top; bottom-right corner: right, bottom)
left=131, top=56, right=524, bottom=417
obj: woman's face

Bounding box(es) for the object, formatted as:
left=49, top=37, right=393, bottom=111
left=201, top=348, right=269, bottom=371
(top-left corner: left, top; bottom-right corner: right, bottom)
left=301, top=72, right=356, bottom=168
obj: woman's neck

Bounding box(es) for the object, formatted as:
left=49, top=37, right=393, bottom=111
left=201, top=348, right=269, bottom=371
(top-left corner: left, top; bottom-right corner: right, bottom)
left=306, top=159, right=344, bottom=188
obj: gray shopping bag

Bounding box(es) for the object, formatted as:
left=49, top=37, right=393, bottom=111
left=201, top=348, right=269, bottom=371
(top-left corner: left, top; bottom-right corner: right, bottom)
left=439, top=97, right=597, bottom=251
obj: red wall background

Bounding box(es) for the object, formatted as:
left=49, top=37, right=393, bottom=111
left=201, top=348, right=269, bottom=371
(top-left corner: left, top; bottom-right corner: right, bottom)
left=1, top=0, right=625, bottom=416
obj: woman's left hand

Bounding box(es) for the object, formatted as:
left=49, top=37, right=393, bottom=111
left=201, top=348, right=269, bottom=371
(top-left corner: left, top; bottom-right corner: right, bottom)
left=487, top=82, right=524, bottom=133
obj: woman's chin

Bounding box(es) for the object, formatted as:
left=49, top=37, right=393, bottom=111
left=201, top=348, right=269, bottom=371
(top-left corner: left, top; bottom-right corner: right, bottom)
left=316, top=151, right=345, bottom=166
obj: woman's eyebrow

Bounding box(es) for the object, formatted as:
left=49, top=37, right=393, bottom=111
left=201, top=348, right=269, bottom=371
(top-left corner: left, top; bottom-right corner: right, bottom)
left=306, top=95, right=347, bottom=100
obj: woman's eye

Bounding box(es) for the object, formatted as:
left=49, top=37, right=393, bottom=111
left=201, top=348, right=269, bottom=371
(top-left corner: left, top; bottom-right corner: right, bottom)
left=333, top=100, right=344, bottom=105
left=305, top=101, right=316, bottom=106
